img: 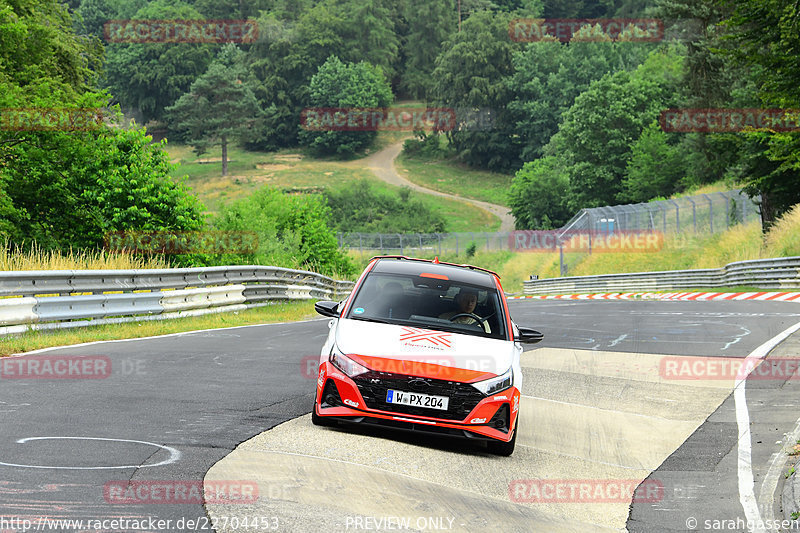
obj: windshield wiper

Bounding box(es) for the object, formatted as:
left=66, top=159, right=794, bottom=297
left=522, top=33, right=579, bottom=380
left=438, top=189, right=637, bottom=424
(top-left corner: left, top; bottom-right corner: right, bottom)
left=349, top=316, right=393, bottom=324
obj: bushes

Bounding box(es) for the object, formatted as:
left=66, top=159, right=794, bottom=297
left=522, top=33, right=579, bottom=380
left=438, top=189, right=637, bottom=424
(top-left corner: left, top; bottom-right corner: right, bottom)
left=402, top=132, right=452, bottom=160
left=298, top=56, right=393, bottom=157
left=212, top=187, right=354, bottom=276
left=324, top=179, right=446, bottom=233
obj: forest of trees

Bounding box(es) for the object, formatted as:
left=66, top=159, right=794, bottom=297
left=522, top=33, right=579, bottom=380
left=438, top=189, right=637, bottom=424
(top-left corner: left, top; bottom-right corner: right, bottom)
left=1, top=0, right=798, bottom=271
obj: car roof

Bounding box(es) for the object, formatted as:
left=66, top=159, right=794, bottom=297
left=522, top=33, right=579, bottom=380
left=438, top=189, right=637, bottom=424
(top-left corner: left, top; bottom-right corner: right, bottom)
left=369, top=256, right=499, bottom=288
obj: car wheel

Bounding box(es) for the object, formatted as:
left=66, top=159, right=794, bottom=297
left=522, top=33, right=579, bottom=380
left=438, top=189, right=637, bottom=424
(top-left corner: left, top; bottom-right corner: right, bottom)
left=311, top=400, right=335, bottom=427
left=487, top=415, right=517, bottom=456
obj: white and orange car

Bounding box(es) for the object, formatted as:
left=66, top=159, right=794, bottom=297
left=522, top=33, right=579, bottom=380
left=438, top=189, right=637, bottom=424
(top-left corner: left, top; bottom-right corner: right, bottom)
left=312, top=256, right=542, bottom=455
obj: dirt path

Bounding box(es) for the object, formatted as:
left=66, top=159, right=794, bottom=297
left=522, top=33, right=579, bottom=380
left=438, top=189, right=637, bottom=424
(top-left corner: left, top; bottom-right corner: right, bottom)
left=360, top=141, right=516, bottom=232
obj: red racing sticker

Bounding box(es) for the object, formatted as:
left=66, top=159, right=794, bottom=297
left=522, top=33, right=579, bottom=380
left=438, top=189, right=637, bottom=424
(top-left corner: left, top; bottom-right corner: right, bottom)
left=399, top=327, right=453, bottom=349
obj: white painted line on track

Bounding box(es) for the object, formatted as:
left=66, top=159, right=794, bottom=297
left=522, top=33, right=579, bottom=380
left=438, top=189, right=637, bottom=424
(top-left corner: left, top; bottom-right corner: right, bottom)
left=12, top=317, right=327, bottom=356
left=608, top=334, right=628, bottom=347
left=734, top=321, right=800, bottom=533
left=0, top=436, right=181, bottom=470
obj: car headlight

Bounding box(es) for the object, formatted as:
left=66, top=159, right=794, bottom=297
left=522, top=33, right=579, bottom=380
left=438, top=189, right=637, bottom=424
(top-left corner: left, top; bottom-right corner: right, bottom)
left=472, top=367, right=513, bottom=396
left=329, top=348, right=369, bottom=378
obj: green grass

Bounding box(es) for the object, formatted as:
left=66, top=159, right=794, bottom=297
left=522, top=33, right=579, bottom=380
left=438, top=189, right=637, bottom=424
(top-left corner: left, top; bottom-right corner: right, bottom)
left=396, top=152, right=513, bottom=207
left=0, top=301, right=317, bottom=357
left=1, top=239, right=169, bottom=271
left=165, top=142, right=498, bottom=232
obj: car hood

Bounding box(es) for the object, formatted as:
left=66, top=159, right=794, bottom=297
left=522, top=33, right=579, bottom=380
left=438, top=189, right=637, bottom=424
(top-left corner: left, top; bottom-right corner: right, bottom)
left=334, top=318, right=513, bottom=381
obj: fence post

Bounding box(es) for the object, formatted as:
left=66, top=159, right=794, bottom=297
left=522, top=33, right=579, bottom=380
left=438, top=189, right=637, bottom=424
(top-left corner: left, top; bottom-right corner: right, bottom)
left=379, top=234, right=383, bottom=254
left=686, top=197, right=697, bottom=233
left=399, top=234, right=403, bottom=255
left=668, top=199, right=680, bottom=233
left=701, top=194, right=713, bottom=232
left=438, top=233, right=442, bottom=256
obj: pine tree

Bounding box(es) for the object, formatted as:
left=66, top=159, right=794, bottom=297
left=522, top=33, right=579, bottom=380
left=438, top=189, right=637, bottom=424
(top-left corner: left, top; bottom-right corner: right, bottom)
left=166, top=44, right=263, bottom=176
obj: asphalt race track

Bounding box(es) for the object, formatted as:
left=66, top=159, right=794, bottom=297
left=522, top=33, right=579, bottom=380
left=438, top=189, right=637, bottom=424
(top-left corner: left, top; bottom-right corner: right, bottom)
left=1, top=300, right=800, bottom=533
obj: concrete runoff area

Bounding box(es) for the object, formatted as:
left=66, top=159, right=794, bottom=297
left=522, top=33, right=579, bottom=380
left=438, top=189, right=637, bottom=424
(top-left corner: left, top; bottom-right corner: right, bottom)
left=206, top=348, right=738, bottom=532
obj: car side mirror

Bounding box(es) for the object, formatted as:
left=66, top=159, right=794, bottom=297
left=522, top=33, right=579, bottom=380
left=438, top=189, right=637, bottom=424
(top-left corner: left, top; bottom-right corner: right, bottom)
left=315, top=300, right=340, bottom=318
left=516, top=327, right=543, bottom=344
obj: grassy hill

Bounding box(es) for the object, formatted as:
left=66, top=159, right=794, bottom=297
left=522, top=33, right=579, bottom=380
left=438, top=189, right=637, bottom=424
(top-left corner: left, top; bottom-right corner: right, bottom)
left=164, top=141, right=500, bottom=232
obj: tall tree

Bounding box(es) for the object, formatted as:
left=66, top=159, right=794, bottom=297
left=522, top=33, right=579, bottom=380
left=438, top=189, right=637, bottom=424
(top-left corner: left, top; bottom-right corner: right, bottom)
left=298, top=55, right=393, bottom=157
left=0, top=0, right=100, bottom=93
left=399, top=0, right=455, bottom=99
left=620, top=121, right=687, bottom=202
left=338, top=0, right=400, bottom=82
left=508, top=156, right=572, bottom=229
left=74, top=0, right=115, bottom=39
left=103, top=0, right=214, bottom=123
left=241, top=3, right=349, bottom=150
left=430, top=10, right=524, bottom=172
left=544, top=48, right=683, bottom=209
left=167, top=44, right=263, bottom=176
left=508, top=39, right=650, bottom=162
left=656, top=0, right=743, bottom=185
left=718, top=0, right=800, bottom=229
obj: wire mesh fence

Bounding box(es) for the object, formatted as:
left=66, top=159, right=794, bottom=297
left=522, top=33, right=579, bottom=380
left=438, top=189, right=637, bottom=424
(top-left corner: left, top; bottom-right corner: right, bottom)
left=337, top=232, right=511, bottom=257
left=556, top=189, right=759, bottom=236
left=337, top=190, right=762, bottom=262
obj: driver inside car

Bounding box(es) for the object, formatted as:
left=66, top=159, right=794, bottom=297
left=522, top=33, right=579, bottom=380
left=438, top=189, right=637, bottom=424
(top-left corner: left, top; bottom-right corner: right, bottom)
left=439, top=287, right=491, bottom=333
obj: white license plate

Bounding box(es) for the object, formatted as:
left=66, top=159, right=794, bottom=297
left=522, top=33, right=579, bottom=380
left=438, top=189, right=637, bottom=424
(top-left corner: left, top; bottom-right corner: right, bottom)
left=386, top=389, right=449, bottom=411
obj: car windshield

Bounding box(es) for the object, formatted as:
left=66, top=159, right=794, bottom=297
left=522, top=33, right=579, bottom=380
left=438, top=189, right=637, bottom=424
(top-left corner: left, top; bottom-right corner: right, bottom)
left=346, top=272, right=507, bottom=340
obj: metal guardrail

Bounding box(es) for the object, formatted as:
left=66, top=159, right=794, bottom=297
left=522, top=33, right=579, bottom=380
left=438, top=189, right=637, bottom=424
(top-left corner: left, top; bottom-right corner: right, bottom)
left=523, top=257, right=800, bottom=294
left=0, top=266, right=354, bottom=335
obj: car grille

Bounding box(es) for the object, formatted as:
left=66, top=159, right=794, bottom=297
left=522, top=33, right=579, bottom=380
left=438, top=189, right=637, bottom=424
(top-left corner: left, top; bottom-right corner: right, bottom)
left=353, top=371, right=486, bottom=421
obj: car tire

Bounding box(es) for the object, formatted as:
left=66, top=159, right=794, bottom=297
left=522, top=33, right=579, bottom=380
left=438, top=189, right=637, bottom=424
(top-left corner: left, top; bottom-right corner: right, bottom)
left=311, top=401, right=335, bottom=427
left=487, top=415, right=517, bottom=456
